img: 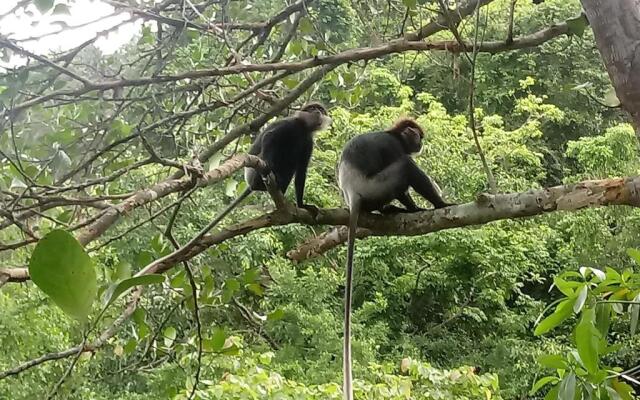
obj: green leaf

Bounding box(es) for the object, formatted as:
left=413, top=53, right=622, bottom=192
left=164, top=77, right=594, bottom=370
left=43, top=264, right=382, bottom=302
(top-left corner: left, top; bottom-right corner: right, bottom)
left=133, top=307, right=146, bottom=325
left=225, top=179, right=238, bottom=198
left=241, top=268, right=261, bottom=284
left=224, top=278, right=240, bottom=291
left=124, top=339, right=137, bottom=355
left=134, top=251, right=154, bottom=268
left=530, top=376, right=559, bottom=395
left=210, top=327, right=226, bottom=351
left=574, top=285, right=588, bottom=313
left=34, top=0, right=54, bottom=13
left=595, top=303, right=612, bottom=337
left=612, top=379, right=635, bottom=400
left=566, top=14, right=588, bottom=37
left=52, top=4, right=71, bottom=14
left=558, top=373, right=576, bottom=400
left=575, top=308, right=599, bottom=374
left=102, top=275, right=164, bottom=308
left=267, top=309, right=285, bottom=321
left=606, top=386, right=623, bottom=400
left=112, top=261, right=132, bottom=281
left=535, top=298, right=575, bottom=336
left=29, top=230, right=96, bottom=321
left=246, top=283, right=264, bottom=296
left=626, top=248, right=640, bottom=264
left=544, top=385, right=559, bottom=400
left=554, top=277, right=579, bottom=297
left=236, top=181, right=248, bottom=196
left=170, top=270, right=185, bottom=288
left=403, top=0, right=417, bottom=8
left=163, top=326, right=177, bottom=347
left=537, top=354, right=569, bottom=370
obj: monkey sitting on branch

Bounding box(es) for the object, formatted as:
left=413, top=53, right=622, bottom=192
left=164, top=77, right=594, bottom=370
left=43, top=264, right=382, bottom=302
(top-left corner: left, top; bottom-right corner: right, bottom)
left=207, top=102, right=332, bottom=230
left=336, top=117, right=455, bottom=400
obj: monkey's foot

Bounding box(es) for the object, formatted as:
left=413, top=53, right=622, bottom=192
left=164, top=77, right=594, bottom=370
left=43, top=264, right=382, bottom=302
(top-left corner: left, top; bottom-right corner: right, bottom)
left=299, top=203, right=319, bottom=218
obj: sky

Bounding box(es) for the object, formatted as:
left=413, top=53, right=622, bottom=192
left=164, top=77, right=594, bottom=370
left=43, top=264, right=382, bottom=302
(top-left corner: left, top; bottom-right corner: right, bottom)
left=0, top=0, right=141, bottom=66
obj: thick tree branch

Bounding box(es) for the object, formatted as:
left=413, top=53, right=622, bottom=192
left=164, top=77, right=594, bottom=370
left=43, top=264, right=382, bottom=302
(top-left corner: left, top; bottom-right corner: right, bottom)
left=5, top=176, right=640, bottom=285
left=286, top=176, right=640, bottom=261
left=118, top=176, right=640, bottom=275
left=76, top=154, right=266, bottom=246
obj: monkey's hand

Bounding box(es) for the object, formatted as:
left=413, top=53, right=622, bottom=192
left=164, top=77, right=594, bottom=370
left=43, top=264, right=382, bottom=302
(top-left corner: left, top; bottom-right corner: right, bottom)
left=299, top=203, right=319, bottom=218
left=436, top=202, right=457, bottom=209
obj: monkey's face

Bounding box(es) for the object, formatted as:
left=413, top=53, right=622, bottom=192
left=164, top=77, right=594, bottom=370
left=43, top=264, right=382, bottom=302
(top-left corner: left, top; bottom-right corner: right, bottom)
left=317, top=112, right=333, bottom=131
left=402, top=126, right=423, bottom=154
left=298, top=103, right=332, bottom=132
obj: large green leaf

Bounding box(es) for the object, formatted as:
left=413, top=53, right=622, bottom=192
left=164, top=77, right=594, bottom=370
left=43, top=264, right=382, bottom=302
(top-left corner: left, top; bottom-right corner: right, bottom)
left=576, top=309, right=599, bottom=374
left=537, top=354, right=569, bottom=370
left=535, top=298, right=575, bottom=336
left=558, top=373, right=576, bottom=400
left=530, top=376, right=559, bottom=395
left=566, top=14, right=588, bottom=37
left=575, top=309, right=599, bottom=374
left=29, top=230, right=97, bottom=321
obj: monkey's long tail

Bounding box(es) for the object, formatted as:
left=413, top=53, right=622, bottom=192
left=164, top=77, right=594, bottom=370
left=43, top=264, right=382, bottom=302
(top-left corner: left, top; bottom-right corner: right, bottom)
left=343, top=198, right=360, bottom=400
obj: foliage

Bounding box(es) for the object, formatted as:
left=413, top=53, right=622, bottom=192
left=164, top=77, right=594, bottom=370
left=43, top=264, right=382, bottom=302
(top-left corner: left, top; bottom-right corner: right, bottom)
left=1, top=0, right=640, bottom=399
left=532, top=256, right=640, bottom=399
left=173, top=354, right=500, bottom=399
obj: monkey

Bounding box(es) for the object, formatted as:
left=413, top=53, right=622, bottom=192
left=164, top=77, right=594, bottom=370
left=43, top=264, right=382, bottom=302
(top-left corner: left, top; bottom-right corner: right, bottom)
left=203, top=102, right=332, bottom=232
left=244, top=102, right=331, bottom=210
left=336, top=118, right=454, bottom=400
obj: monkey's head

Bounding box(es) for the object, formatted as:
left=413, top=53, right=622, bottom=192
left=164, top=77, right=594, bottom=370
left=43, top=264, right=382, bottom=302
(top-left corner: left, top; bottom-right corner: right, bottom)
left=296, top=102, right=332, bottom=132
left=387, top=118, right=424, bottom=154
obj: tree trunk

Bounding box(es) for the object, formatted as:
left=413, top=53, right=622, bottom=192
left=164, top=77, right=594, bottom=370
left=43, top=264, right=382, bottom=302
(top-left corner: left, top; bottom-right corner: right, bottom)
left=581, top=0, right=640, bottom=135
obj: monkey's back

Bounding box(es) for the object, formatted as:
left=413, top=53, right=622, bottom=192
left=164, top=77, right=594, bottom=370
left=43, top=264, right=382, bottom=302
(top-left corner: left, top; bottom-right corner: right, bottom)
left=245, top=117, right=312, bottom=192
left=339, top=131, right=405, bottom=177
left=338, top=131, right=411, bottom=211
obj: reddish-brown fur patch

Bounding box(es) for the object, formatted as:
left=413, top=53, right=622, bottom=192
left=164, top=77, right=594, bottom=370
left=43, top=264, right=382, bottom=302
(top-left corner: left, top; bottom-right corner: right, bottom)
left=386, top=117, right=424, bottom=137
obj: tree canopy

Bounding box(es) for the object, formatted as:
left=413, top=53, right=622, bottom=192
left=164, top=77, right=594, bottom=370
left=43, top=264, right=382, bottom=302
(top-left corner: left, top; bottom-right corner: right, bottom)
left=1, top=0, right=640, bottom=399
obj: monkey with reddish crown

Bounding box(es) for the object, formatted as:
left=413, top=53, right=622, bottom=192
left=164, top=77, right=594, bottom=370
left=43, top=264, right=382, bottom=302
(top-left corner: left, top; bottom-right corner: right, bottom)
left=337, top=118, right=455, bottom=400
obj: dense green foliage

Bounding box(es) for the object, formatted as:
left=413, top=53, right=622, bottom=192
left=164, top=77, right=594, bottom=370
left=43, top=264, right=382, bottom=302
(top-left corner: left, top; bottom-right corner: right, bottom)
left=1, top=0, right=639, bottom=399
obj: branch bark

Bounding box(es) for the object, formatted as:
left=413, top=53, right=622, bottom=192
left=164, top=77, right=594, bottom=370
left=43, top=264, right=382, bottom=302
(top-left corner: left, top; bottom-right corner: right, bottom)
left=76, top=154, right=266, bottom=246
left=5, top=176, right=640, bottom=285
left=287, top=176, right=640, bottom=261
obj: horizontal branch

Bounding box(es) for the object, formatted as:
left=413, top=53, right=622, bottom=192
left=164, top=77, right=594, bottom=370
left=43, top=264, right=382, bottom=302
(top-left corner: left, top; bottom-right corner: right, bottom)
left=4, top=176, right=638, bottom=286
left=285, top=177, right=640, bottom=260
left=76, top=154, right=267, bottom=246
left=106, top=176, right=640, bottom=276
left=0, top=267, right=29, bottom=287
